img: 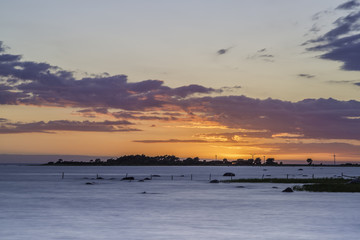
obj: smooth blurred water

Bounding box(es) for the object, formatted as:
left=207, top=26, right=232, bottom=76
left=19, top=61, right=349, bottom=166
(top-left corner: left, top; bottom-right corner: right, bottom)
left=0, top=165, right=359, bottom=240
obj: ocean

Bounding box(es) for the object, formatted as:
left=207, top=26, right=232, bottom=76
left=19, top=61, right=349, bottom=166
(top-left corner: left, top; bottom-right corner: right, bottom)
left=0, top=165, right=359, bottom=240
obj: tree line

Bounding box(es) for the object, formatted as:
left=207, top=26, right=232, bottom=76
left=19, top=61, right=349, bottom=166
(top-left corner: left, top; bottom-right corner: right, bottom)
left=46, top=154, right=281, bottom=166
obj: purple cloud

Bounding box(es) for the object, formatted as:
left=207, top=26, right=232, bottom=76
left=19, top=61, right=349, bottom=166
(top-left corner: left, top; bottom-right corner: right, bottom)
left=181, top=96, right=360, bottom=140
left=0, top=42, right=219, bottom=110
left=306, top=2, right=360, bottom=71
left=336, top=0, right=360, bottom=10
left=0, top=120, right=139, bottom=134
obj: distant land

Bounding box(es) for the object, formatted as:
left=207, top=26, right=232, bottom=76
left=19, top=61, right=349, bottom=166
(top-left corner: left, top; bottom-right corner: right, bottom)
left=0, top=154, right=358, bottom=166
left=44, top=154, right=358, bottom=167
left=0, top=154, right=112, bottom=164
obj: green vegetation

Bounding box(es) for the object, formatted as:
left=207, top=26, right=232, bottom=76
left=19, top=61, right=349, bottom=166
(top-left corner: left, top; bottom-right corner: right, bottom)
left=293, top=183, right=360, bottom=192
left=226, top=178, right=360, bottom=192
left=224, top=178, right=348, bottom=184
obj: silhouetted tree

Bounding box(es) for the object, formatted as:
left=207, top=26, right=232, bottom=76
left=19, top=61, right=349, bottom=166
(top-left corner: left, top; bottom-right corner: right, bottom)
left=254, top=158, right=262, bottom=165
left=306, top=158, right=313, bottom=165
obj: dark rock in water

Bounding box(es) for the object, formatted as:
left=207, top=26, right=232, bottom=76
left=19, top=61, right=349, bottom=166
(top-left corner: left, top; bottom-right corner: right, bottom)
left=263, top=169, right=267, bottom=171
left=179, top=175, right=185, bottom=177
left=266, top=174, right=271, bottom=177
left=122, top=176, right=135, bottom=181
left=236, top=186, right=245, bottom=188
left=210, top=179, right=220, bottom=183
left=138, top=180, right=144, bottom=182
left=96, top=177, right=104, bottom=180
left=282, top=187, right=294, bottom=192
left=143, top=177, right=151, bottom=181
left=141, top=191, right=147, bottom=194
left=349, top=178, right=360, bottom=184
left=272, top=186, right=278, bottom=189
left=86, top=182, right=95, bottom=185
left=151, top=175, right=161, bottom=177
left=223, top=172, right=235, bottom=177
left=109, top=178, right=116, bottom=180
left=298, top=168, right=303, bottom=171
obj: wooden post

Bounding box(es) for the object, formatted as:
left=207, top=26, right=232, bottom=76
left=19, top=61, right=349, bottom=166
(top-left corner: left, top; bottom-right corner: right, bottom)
left=62, top=172, right=64, bottom=179
left=171, top=175, right=173, bottom=180
left=126, top=173, right=128, bottom=178
left=150, top=174, right=152, bottom=180
left=287, top=174, right=289, bottom=179
left=209, top=174, right=211, bottom=181
left=262, top=174, right=264, bottom=179
left=312, top=174, right=314, bottom=179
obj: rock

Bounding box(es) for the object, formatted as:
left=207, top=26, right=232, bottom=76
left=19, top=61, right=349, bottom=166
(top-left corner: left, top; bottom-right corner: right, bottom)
left=282, top=187, right=294, bottom=192
left=236, top=186, right=245, bottom=188
left=86, top=182, right=95, bottom=185
left=121, top=176, right=135, bottom=181
left=223, top=172, right=235, bottom=177
left=143, top=177, right=151, bottom=181
left=272, top=186, right=278, bottom=189
left=349, top=178, right=360, bottom=184
left=151, top=175, right=161, bottom=177
left=210, top=179, right=220, bottom=183
left=298, top=168, right=303, bottom=171
left=96, top=177, right=104, bottom=180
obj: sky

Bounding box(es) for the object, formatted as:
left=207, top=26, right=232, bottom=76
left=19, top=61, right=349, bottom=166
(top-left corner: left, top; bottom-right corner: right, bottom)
left=1, top=0, right=360, bottom=163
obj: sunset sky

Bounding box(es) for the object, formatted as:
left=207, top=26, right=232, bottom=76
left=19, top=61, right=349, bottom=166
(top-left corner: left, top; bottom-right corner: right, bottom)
left=1, top=0, right=360, bottom=163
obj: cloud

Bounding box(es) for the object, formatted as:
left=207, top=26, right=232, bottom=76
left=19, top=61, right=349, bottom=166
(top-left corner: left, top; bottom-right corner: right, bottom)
left=247, top=48, right=275, bottom=62
left=0, top=120, right=140, bottom=134
left=180, top=96, right=360, bottom=140
left=217, top=47, right=233, bottom=55
left=2, top=41, right=360, bottom=142
left=0, top=41, right=6, bottom=52
left=133, top=139, right=208, bottom=143
left=336, top=0, right=360, bottom=10
left=0, top=43, right=219, bottom=110
left=306, top=2, right=360, bottom=71
left=298, top=74, right=315, bottom=79
left=257, top=142, right=360, bottom=156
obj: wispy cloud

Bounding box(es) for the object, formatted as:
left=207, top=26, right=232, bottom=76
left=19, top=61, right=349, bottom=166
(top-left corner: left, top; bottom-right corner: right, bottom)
left=247, top=48, right=275, bottom=62
left=297, top=74, right=315, bottom=79
left=133, top=139, right=208, bottom=143
left=0, top=120, right=140, bottom=134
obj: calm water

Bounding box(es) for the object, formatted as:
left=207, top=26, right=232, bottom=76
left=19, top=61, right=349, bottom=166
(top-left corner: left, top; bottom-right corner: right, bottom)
left=0, top=165, right=359, bottom=240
